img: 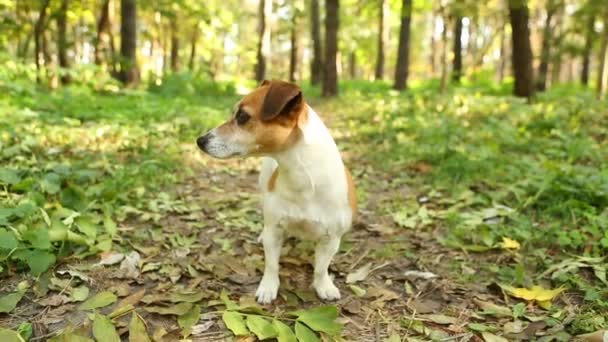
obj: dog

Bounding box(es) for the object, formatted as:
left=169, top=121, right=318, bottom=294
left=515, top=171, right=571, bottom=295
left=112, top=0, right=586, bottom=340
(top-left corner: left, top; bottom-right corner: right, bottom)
left=197, top=80, right=356, bottom=304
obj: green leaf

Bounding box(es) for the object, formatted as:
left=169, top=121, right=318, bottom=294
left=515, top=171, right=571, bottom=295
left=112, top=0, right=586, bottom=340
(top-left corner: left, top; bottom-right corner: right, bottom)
left=0, top=328, right=25, bottom=342
left=104, top=215, right=117, bottom=237
left=0, top=228, right=18, bottom=250
left=291, top=305, right=342, bottom=335
left=178, top=304, right=201, bottom=337
left=0, top=287, right=27, bottom=313
left=40, top=173, right=61, bottom=194
left=220, top=289, right=239, bottom=310
left=274, top=319, right=297, bottom=342
left=93, top=313, right=120, bottom=342
left=0, top=168, right=20, bottom=185
left=75, top=215, right=97, bottom=239
left=246, top=315, right=277, bottom=340
left=71, top=286, right=90, bottom=302
left=144, top=302, right=193, bottom=315
left=16, top=322, right=32, bottom=341
left=79, top=291, right=117, bottom=311
left=23, top=228, right=52, bottom=250
left=468, top=323, right=493, bottom=332
left=48, top=333, right=93, bottom=342
left=222, top=311, right=249, bottom=336
left=295, top=322, right=319, bottom=342
left=129, top=312, right=151, bottom=342
left=26, top=249, right=56, bottom=275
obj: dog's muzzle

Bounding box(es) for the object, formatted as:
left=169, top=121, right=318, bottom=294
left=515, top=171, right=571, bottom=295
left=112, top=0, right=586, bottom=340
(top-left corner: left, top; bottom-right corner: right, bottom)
left=196, top=133, right=211, bottom=152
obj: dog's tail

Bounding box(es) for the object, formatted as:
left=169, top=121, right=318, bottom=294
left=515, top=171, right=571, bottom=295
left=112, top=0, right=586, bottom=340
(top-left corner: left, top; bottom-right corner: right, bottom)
left=258, top=157, right=278, bottom=192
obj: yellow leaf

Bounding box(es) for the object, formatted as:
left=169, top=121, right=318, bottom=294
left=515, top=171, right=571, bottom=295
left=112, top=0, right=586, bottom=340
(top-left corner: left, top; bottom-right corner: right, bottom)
left=538, top=300, right=552, bottom=310
left=502, top=285, right=565, bottom=305
left=499, top=237, right=520, bottom=250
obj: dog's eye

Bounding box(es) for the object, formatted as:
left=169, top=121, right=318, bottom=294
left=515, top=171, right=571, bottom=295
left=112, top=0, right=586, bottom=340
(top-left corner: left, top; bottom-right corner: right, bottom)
left=235, top=110, right=250, bottom=125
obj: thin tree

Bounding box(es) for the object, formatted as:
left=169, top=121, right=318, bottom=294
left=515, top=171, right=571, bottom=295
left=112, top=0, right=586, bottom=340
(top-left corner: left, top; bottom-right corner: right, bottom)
left=310, top=0, right=323, bottom=85
left=535, top=0, right=558, bottom=91
left=289, top=11, right=298, bottom=82
left=394, top=0, right=412, bottom=90
left=375, top=0, right=387, bottom=80
left=452, top=15, right=463, bottom=83
left=94, top=0, right=116, bottom=70
left=255, top=0, right=272, bottom=82
left=57, top=0, right=71, bottom=85
left=581, top=10, right=596, bottom=85
left=170, top=19, right=180, bottom=72
left=34, top=0, right=50, bottom=84
left=508, top=0, right=534, bottom=98
left=189, top=24, right=199, bottom=70
left=596, top=4, right=608, bottom=99
left=119, top=0, right=139, bottom=86
left=322, top=0, right=339, bottom=97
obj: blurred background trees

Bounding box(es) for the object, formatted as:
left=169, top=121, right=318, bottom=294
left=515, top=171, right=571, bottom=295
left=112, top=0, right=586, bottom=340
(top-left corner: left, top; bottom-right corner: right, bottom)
left=1, top=0, right=608, bottom=98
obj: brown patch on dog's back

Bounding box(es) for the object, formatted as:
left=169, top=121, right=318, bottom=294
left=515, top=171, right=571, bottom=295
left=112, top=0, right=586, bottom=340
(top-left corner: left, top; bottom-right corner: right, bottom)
left=345, top=167, right=357, bottom=219
left=268, top=168, right=279, bottom=192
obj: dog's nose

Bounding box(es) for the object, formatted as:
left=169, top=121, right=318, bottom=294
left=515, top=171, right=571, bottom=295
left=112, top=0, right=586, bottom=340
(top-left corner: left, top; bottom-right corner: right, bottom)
left=197, top=134, right=210, bottom=150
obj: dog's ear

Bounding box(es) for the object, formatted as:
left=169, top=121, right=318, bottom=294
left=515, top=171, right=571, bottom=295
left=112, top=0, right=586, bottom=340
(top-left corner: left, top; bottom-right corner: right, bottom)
left=259, top=79, right=270, bottom=87
left=260, top=81, right=303, bottom=122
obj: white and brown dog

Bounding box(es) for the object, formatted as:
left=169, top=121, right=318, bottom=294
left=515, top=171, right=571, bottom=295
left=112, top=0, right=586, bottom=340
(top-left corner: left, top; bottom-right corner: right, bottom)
left=197, top=80, right=356, bottom=304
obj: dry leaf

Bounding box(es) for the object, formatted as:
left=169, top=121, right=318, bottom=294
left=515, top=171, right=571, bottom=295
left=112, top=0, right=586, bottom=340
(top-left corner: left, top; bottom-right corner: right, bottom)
left=346, top=263, right=372, bottom=284
left=576, top=330, right=608, bottom=342
left=499, top=237, right=520, bottom=250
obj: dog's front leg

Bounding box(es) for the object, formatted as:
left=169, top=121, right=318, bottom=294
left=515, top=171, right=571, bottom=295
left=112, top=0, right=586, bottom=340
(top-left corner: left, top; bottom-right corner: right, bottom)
left=255, top=226, right=283, bottom=304
left=313, top=236, right=341, bottom=301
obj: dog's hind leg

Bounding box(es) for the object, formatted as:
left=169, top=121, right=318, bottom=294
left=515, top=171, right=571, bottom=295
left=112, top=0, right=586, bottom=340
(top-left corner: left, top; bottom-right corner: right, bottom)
left=255, top=226, right=283, bottom=304
left=312, top=235, right=341, bottom=301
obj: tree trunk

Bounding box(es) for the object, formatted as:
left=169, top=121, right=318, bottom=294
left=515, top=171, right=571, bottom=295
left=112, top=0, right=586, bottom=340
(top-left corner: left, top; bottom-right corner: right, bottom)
left=508, top=0, right=534, bottom=98
left=189, top=25, right=198, bottom=70
left=289, top=13, right=298, bottom=82
left=94, top=0, right=111, bottom=65
left=452, top=16, right=463, bottom=83
left=119, top=0, right=139, bottom=86
left=535, top=0, right=556, bottom=92
left=439, top=14, right=448, bottom=93
left=57, top=0, right=71, bottom=85
left=375, top=0, right=387, bottom=80
left=581, top=11, right=595, bottom=85
left=170, top=19, right=180, bottom=72
left=34, top=0, right=50, bottom=84
left=322, top=0, right=339, bottom=97
left=349, top=52, right=356, bottom=79
left=596, top=5, right=608, bottom=99
left=429, top=12, right=437, bottom=76
left=498, top=21, right=508, bottom=83
left=255, top=0, right=272, bottom=82
left=310, top=0, right=323, bottom=85
left=394, top=0, right=412, bottom=90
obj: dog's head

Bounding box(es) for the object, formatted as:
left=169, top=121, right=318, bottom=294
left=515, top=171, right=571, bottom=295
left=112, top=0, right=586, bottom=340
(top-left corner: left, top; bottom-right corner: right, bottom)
left=197, top=80, right=306, bottom=159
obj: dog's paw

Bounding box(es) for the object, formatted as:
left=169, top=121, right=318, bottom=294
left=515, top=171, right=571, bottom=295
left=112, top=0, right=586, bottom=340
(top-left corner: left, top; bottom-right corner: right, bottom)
left=313, top=278, right=341, bottom=301
left=255, top=276, right=279, bottom=304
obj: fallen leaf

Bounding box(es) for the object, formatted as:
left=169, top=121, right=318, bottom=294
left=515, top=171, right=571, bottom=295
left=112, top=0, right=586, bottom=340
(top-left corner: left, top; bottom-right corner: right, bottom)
left=222, top=311, right=249, bottom=336
left=246, top=316, right=277, bottom=340
left=0, top=282, right=28, bottom=313
left=178, top=304, right=201, bottom=337
left=99, top=252, right=124, bottom=266
left=144, top=302, right=193, bottom=315
left=118, top=289, right=146, bottom=308
left=403, top=270, right=438, bottom=280
left=498, top=237, right=520, bottom=250
left=348, top=284, right=366, bottom=297
left=0, top=328, right=25, bottom=342
left=501, top=285, right=565, bottom=306
left=473, top=298, right=511, bottom=318
left=576, top=330, right=608, bottom=342
left=273, top=319, right=297, bottom=342
left=294, top=322, right=319, bottom=342
left=481, top=331, right=509, bottom=342
left=71, top=286, right=90, bottom=302
left=119, top=251, right=141, bottom=279
left=346, top=262, right=372, bottom=284
left=419, top=314, right=458, bottom=325
left=93, top=313, right=120, bottom=342
left=79, top=291, right=117, bottom=311
left=290, top=305, right=342, bottom=336
left=38, top=294, right=70, bottom=307
left=129, top=312, right=151, bottom=342
left=191, top=321, right=215, bottom=336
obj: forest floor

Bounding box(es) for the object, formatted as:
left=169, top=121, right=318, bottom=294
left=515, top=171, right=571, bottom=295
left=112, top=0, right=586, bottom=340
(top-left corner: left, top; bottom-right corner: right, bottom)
left=1, top=78, right=607, bottom=341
